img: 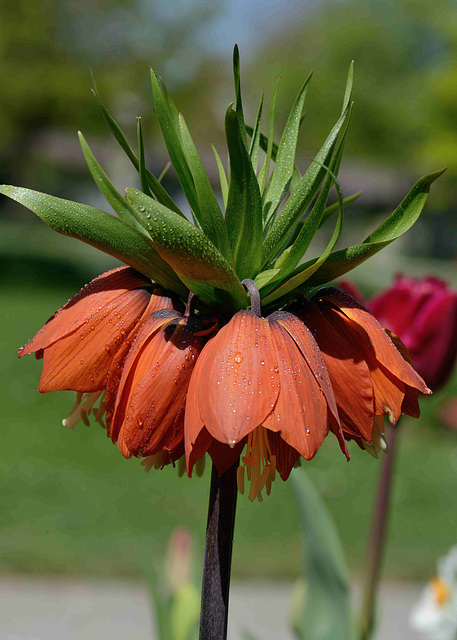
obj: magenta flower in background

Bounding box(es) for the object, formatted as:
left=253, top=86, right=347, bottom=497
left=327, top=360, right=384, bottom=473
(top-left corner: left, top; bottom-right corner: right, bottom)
left=341, top=277, right=457, bottom=392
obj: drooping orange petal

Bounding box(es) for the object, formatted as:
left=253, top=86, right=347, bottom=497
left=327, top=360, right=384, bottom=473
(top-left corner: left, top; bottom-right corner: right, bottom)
left=267, top=431, right=300, bottom=480
left=108, top=309, right=184, bottom=449
left=264, top=320, right=329, bottom=460
left=186, top=425, right=213, bottom=476
left=315, top=287, right=430, bottom=393
left=38, top=288, right=152, bottom=393
left=19, top=266, right=152, bottom=357
left=295, top=300, right=374, bottom=440
left=401, top=385, right=420, bottom=418
left=119, top=322, right=202, bottom=457
left=318, top=300, right=407, bottom=426
left=192, top=311, right=280, bottom=445
left=271, top=310, right=340, bottom=426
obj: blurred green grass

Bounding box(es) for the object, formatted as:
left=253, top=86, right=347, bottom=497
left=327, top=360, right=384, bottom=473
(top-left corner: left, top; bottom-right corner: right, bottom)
left=1, top=222, right=457, bottom=582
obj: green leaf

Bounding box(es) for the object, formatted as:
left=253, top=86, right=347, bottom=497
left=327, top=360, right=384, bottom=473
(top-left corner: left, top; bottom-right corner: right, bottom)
left=178, top=113, right=233, bottom=261
left=261, top=162, right=344, bottom=305
left=249, top=92, right=264, bottom=174
left=125, top=188, right=247, bottom=310
left=158, top=161, right=171, bottom=184
left=0, top=185, right=188, bottom=297
left=137, top=117, right=153, bottom=198
left=253, top=269, right=280, bottom=289
left=320, top=191, right=362, bottom=228
left=90, top=70, right=183, bottom=217
left=233, top=44, right=248, bottom=150
left=224, top=106, right=263, bottom=280
left=275, top=103, right=352, bottom=278
left=150, top=69, right=201, bottom=220
left=263, top=71, right=313, bottom=227
left=303, top=167, right=447, bottom=287
left=258, top=75, right=281, bottom=194
left=78, top=131, right=146, bottom=234
left=211, top=144, right=229, bottom=209
left=290, top=469, right=355, bottom=640
left=262, top=103, right=351, bottom=267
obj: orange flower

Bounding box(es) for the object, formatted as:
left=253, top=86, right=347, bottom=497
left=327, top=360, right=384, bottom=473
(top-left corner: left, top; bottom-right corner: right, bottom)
left=185, top=308, right=348, bottom=502
left=290, top=287, right=430, bottom=452
left=19, top=266, right=179, bottom=430
left=105, top=308, right=205, bottom=466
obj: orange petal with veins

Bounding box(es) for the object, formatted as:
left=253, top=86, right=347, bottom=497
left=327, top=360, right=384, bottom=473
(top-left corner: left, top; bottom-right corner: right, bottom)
left=315, top=287, right=430, bottom=393
left=190, top=311, right=280, bottom=444
left=264, top=319, right=329, bottom=460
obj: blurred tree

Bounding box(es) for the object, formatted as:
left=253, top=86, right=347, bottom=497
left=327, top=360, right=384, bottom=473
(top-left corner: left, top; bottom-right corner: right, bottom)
left=0, top=0, right=223, bottom=198
left=243, top=0, right=456, bottom=190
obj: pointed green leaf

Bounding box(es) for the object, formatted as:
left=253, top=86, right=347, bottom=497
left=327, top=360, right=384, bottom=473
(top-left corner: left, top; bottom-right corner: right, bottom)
left=0, top=185, right=188, bottom=297
left=150, top=69, right=201, bottom=220
left=263, top=71, right=313, bottom=227
left=90, top=71, right=183, bottom=217
left=161, top=77, right=181, bottom=135
left=261, top=163, right=344, bottom=305
left=258, top=75, right=281, bottom=194
left=233, top=44, right=248, bottom=150
left=290, top=469, right=354, bottom=640
left=320, top=191, right=361, bottom=228
left=249, top=92, right=264, bottom=174
left=125, top=188, right=247, bottom=310
left=253, top=269, right=280, bottom=289
left=262, top=103, right=350, bottom=267
left=275, top=104, right=352, bottom=278
left=225, top=106, right=263, bottom=280
left=137, top=117, right=153, bottom=198
left=178, top=113, right=233, bottom=261
left=158, top=161, right=171, bottom=184
left=211, top=144, right=229, bottom=209
left=78, top=131, right=146, bottom=234
left=302, top=168, right=447, bottom=287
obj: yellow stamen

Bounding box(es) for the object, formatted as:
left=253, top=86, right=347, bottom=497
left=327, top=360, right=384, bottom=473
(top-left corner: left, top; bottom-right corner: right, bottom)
left=236, top=427, right=276, bottom=502
left=431, top=577, right=451, bottom=606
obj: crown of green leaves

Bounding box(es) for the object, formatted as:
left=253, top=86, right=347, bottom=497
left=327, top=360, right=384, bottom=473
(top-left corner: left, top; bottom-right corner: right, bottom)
left=0, top=46, right=445, bottom=313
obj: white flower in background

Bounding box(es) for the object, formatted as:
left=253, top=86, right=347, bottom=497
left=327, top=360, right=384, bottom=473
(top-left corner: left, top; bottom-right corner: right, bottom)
left=410, top=546, right=457, bottom=639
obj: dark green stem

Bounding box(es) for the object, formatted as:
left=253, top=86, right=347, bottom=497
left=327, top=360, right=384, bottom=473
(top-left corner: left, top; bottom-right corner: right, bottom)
left=199, top=461, right=238, bottom=640
left=360, top=422, right=400, bottom=640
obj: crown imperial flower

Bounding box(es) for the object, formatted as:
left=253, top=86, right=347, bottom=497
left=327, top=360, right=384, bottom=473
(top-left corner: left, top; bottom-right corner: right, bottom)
left=6, top=48, right=444, bottom=501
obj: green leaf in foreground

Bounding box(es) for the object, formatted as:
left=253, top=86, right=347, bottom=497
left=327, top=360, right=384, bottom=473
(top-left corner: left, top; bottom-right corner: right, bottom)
left=0, top=185, right=188, bottom=297
left=125, top=188, right=246, bottom=310
left=303, top=167, right=447, bottom=287
left=290, top=469, right=354, bottom=640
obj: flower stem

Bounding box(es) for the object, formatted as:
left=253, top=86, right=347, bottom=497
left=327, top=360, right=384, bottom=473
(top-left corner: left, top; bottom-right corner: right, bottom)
left=199, top=461, right=238, bottom=640
left=360, top=422, right=400, bottom=640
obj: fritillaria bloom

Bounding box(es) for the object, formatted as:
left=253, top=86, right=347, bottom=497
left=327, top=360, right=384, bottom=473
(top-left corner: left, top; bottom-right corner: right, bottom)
left=291, top=287, right=430, bottom=453
left=19, top=265, right=179, bottom=431
left=185, top=306, right=347, bottom=501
